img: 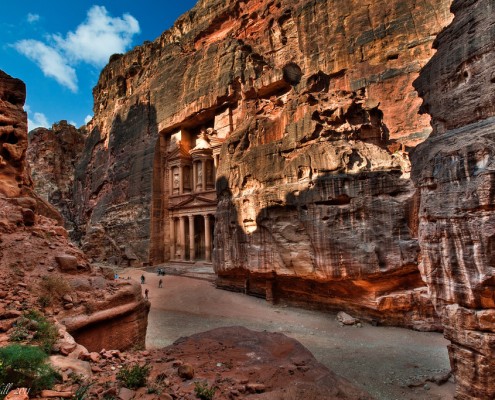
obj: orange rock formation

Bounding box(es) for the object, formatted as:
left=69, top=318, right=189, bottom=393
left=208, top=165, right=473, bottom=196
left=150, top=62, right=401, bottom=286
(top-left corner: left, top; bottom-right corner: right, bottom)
left=0, top=70, right=149, bottom=352
left=412, top=0, right=495, bottom=398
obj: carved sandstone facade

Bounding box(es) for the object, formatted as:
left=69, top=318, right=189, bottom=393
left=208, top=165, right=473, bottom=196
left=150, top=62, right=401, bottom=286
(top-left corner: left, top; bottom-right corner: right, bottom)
left=161, top=126, right=225, bottom=263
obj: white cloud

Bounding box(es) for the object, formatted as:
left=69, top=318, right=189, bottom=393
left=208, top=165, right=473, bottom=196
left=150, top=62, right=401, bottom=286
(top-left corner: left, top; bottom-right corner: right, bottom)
left=14, top=40, right=78, bottom=92
left=27, top=13, right=40, bottom=23
left=53, top=6, right=140, bottom=67
left=28, top=111, right=50, bottom=131
left=84, top=115, right=93, bottom=124
left=14, top=6, right=140, bottom=91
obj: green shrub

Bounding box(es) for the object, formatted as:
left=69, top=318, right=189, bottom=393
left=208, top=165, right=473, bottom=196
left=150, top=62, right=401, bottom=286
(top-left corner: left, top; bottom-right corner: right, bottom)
left=116, top=363, right=151, bottom=389
left=146, top=385, right=160, bottom=394
left=0, top=344, right=59, bottom=395
left=194, top=381, right=217, bottom=400
left=37, top=295, right=52, bottom=308
left=8, top=325, right=29, bottom=342
left=10, top=310, right=58, bottom=353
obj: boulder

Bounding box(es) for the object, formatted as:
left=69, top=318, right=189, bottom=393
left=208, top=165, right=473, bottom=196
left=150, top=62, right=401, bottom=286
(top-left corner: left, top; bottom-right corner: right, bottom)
left=118, top=387, right=136, bottom=400
left=177, top=364, right=194, bottom=380
left=49, top=355, right=92, bottom=380
left=337, top=311, right=360, bottom=326
left=55, top=255, right=78, bottom=272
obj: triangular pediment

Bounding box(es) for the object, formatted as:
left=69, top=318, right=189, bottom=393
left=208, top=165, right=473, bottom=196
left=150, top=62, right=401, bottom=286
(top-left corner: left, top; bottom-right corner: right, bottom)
left=168, top=145, right=192, bottom=161
left=169, top=194, right=217, bottom=210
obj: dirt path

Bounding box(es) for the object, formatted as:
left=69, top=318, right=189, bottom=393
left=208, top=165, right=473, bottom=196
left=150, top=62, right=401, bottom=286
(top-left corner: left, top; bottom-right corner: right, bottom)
left=128, top=269, right=454, bottom=400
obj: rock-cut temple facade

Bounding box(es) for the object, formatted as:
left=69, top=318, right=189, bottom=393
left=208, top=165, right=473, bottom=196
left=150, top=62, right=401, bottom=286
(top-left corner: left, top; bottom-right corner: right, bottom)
left=158, top=108, right=230, bottom=263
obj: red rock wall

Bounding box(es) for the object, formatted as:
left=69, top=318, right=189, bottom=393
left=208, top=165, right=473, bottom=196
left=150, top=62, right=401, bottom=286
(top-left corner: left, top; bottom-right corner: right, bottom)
left=412, top=1, right=495, bottom=398
left=78, top=0, right=452, bottom=271
left=0, top=70, right=149, bottom=352
left=0, top=71, right=30, bottom=197
left=27, top=121, right=86, bottom=239
left=65, top=0, right=454, bottom=327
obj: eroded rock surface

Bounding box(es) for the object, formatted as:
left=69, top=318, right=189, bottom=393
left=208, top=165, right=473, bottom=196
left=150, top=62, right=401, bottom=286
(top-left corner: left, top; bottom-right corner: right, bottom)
left=27, top=121, right=86, bottom=239
left=64, top=0, right=453, bottom=327
left=0, top=71, right=30, bottom=197
left=214, top=88, right=439, bottom=328
left=78, top=326, right=372, bottom=399
left=0, top=70, right=149, bottom=352
left=412, top=1, right=495, bottom=398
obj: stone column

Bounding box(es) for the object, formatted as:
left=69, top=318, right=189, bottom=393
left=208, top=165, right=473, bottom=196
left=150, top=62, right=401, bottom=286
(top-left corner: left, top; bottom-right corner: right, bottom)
left=188, top=215, right=195, bottom=262
left=204, top=214, right=211, bottom=262
left=192, top=162, right=197, bottom=192
left=179, top=216, right=186, bottom=260
left=179, top=165, right=184, bottom=194
left=169, top=217, right=175, bottom=260
left=201, top=160, right=207, bottom=192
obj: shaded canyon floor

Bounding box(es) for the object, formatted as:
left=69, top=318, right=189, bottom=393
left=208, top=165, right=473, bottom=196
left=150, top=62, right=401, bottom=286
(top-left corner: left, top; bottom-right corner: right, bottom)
left=127, top=267, right=454, bottom=400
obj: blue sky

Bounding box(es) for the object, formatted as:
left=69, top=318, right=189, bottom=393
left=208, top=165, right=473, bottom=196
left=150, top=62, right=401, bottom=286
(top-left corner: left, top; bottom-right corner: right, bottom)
left=0, top=1, right=198, bottom=130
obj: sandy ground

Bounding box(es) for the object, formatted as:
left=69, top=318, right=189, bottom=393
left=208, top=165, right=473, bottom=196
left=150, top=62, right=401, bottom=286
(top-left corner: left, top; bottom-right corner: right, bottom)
left=127, top=268, right=454, bottom=400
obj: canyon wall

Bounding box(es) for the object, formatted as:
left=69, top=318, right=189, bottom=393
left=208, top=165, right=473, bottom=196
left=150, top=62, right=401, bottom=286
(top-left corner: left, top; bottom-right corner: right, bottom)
left=28, top=121, right=86, bottom=238
left=63, top=0, right=454, bottom=326
left=412, top=0, right=495, bottom=398
left=0, top=70, right=149, bottom=352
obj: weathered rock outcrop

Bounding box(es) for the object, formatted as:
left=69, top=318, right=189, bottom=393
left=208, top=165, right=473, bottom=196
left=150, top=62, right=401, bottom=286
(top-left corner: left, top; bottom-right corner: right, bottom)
left=9, top=326, right=372, bottom=399
left=0, top=71, right=31, bottom=197
left=27, top=121, right=86, bottom=238
left=0, top=70, right=149, bottom=352
left=60, top=0, right=454, bottom=326
left=412, top=1, right=495, bottom=398
left=214, top=89, right=438, bottom=328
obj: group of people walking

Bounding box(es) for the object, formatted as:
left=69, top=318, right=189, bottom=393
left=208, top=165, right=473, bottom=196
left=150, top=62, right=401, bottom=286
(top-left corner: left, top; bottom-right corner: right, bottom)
left=140, top=268, right=166, bottom=300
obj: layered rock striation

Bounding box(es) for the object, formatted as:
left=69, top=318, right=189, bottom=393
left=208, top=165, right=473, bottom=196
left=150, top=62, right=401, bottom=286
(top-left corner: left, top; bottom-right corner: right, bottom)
left=412, top=0, right=495, bottom=398
left=27, top=121, right=86, bottom=238
left=214, top=88, right=437, bottom=328
left=55, top=0, right=454, bottom=326
left=0, top=70, right=149, bottom=352
left=0, top=71, right=31, bottom=197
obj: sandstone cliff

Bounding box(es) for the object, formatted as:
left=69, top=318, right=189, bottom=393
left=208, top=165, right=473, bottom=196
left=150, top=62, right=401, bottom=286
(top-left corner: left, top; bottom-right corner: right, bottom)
left=0, top=71, right=31, bottom=197
left=412, top=0, right=495, bottom=398
left=66, top=0, right=453, bottom=328
left=0, top=70, right=149, bottom=352
left=27, top=121, right=86, bottom=239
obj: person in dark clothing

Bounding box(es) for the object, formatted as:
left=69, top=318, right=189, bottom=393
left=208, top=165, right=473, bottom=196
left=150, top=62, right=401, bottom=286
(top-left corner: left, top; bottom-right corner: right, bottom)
left=158, top=279, right=163, bottom=288
left=141, top=275, right=145, bottom=284
left=144, top=288, right=149, bottom=299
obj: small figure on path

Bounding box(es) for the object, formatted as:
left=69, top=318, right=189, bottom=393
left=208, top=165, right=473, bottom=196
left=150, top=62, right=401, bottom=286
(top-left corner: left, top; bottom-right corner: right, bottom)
left=141, top=274, right=145, bottom=284
left=158, top=279, right=163, bottom=288
left=145, top=288, right=149, bottom=299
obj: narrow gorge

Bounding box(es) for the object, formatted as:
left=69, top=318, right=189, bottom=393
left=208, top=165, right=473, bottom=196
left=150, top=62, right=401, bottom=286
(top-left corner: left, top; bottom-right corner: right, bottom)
left=19, top=0, right=495, bottom=399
